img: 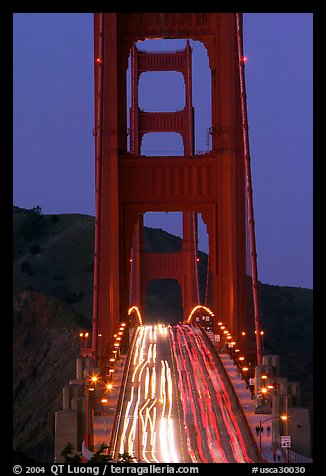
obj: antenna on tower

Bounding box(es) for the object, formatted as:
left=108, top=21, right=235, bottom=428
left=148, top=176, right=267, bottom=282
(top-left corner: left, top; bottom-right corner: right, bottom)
left=206, top=127, right=212, bottom=152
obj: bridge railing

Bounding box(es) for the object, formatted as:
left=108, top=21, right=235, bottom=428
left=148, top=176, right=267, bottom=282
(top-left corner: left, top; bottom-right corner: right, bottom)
left=195, top=324, right=261, bottom=462
left=287, top=449, right=313, bottom=464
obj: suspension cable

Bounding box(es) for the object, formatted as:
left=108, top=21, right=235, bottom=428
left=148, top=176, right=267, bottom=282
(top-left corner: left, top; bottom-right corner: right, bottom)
left=92, top=13, right=104, bottom=363
left=236, top=13, right=263, bottom=366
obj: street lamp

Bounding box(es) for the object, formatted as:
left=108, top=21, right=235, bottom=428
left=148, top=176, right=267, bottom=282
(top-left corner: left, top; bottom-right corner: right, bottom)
left=83, top=372, right=111, bottom=448
left=83, top=380, right=96, bottom=449
left=108, top=368, right=115, bottom=382
left=85, top=332, right=89, bottom=347
left=258, top=415, right=287, bottom=463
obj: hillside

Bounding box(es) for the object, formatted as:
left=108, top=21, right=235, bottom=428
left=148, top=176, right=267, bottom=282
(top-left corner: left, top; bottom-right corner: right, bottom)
left=12, top=208, right=313, bottom=462
left=13, top=290, right=90, bottom=462
left=13, top=209, right=95, bottom=320
left=259, top=283, right=313, bottom=409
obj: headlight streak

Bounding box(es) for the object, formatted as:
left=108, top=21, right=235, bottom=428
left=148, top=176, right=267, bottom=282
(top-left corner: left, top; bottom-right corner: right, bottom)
left=165, top=360, right=179, bottom=463
left=139, top=398, right=159, bottom=463
left=139, top=399, right=150, bottom=462
left=128, top=386, right=142, bottom=457
left=160, top=360, right=167, bottom=416
left=151, top=365, right=156, bottom=399
left=116, top=324, right=182, bottom=463
left=151, top=407, right=159, bottom=462
left=133, top=325, right=146, bottom=365
left=119, top=387, right=135, bottom=456
left=158, top=359, right=178, bottom=462
left=144, top=367, right=150, bottom=399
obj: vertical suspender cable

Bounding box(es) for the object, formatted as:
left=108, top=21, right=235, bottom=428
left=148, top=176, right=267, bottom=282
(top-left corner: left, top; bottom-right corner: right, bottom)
left=192, top=213, right=200, bottom=303
left=204, top=253, right=210, bottom=306
left=92, top=13, right=104, bottom=363
left=236, top=13, right=263, bottom=366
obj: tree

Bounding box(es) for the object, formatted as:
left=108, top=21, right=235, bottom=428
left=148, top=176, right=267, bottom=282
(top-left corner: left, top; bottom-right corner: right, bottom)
left=18, top=206, right=45, bottom=241
left=32, top=205, right=42, bottom=215
left=61, top=442, right=82, bottom=463
left=89, top=442, right=114, bottom=463
left=117, top=451, right=136, bottom=463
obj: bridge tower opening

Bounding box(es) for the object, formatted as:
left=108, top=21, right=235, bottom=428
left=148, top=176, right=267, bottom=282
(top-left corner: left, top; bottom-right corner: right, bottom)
left=144, top=278, right=183, bottom=325
left=92, top=13, right=263, bottom=368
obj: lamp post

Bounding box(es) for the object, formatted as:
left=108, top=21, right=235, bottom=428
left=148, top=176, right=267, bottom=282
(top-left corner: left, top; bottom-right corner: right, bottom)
left=85, top=332, right=89, bottom=349
left=79, top=332, right=84, bottom=353
left=284, top=394, right=289, bottom=464
left=108, top=368, right=115, bottom=382
left=84, top=383, right=95, bottom=449
left=83, top=372, right=102, bottom=449
left=79, top=331, right=92, bottom=357
left=259, top=415, right=287, bottom=463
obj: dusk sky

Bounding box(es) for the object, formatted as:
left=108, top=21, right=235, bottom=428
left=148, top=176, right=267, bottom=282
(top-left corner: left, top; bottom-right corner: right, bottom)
left=13, top=13, right=313, bottom=289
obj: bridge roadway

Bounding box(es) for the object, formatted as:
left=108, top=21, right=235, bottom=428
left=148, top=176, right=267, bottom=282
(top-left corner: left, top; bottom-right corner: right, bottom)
left=109, top=324, right=258, bottom=463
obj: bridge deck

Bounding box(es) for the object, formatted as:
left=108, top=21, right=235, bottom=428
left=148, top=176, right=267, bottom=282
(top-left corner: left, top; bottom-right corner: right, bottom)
left=92, top=326, right=283, bottom=463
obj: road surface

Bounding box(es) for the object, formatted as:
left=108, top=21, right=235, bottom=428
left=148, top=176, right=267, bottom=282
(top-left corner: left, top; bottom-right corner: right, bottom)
left=112, top=323, right=257, bottom=463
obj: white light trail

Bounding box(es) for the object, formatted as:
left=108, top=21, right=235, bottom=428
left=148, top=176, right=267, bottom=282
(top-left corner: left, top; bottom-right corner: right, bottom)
left=116, top=324, right=182, bottom=463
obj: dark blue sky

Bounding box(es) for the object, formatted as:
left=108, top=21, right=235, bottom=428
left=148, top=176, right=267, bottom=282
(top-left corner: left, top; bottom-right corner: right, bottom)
left=13, top=13, right=313, bottom=289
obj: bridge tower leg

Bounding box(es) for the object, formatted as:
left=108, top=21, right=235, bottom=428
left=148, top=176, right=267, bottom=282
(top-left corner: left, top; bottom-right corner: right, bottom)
left=92, top=12, right=263, bottom=365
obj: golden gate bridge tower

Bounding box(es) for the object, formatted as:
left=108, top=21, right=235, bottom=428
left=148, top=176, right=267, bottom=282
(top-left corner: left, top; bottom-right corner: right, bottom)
left=91, top=13, right=263, bottom=368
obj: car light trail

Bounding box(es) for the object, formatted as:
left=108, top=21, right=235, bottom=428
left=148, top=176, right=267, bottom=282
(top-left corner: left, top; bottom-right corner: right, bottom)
left=113, top=323, right=257, bottom=463
left=115, top=324, right=183, bottom=463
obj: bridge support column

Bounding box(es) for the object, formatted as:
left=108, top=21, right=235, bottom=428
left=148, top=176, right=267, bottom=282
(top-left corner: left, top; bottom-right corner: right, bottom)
left=54, top=410, right=78, bottom=463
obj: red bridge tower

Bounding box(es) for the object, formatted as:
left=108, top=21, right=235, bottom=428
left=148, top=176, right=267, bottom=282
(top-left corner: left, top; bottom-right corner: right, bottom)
left=91, top=13, right=263, bottom=367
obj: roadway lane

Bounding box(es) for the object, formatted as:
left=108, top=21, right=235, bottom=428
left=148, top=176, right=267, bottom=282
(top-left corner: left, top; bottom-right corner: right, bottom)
left=113, top=323, right=257, bottom=463
left=114, top=324, right=187, bottom=463
left=170, top=325, right=256, bottom=463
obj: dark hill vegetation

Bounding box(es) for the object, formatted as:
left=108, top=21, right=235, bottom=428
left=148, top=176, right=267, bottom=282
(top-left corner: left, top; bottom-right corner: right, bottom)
left=13, top=207, right=313, bottom=462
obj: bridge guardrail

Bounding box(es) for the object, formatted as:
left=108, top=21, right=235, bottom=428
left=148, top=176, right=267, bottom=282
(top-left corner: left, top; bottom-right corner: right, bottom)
left=288, top=449, right=313, bottom=464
